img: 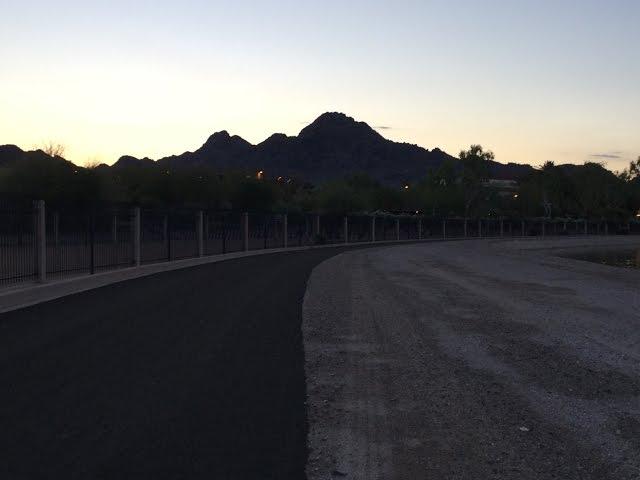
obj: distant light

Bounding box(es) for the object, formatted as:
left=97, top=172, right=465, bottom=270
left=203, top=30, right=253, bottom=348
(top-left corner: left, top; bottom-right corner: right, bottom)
left=257, top=170, right=264, bottom=180
left=403, top=185, right=410, bottom=190
left=513, top=194, right=519, bottom=198
left=415, top=210, right=420, bottom=214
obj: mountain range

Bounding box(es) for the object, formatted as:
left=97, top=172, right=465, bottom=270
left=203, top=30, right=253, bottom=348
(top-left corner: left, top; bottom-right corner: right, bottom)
left=2, top=112, right=534, bottom=185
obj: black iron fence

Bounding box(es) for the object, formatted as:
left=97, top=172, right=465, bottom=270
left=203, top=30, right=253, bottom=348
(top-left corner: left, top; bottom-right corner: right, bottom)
left=1, top=200, right=639, bottom=290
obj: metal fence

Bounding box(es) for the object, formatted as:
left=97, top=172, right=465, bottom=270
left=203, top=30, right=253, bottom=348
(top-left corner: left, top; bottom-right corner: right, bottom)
left=1, top=200, right=639, bottom=290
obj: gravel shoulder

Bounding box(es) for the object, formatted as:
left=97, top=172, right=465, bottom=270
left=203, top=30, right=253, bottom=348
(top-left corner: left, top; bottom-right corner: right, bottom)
left=303, top=237, right=640, bottom=479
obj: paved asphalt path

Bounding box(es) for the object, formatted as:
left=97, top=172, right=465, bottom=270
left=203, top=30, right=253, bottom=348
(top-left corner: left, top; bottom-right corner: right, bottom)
left=0, top=247, right=362, bottom=479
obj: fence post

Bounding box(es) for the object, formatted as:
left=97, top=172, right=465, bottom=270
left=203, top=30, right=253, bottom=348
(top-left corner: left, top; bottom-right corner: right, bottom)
left=343, top=216, right=349, bottom=243
left=442, top=219, right=446, bottom=239
left=197, top=210, right=204, bottom=257
left=521, top=220, right=525, bottom=237
left=464, top=218, right=467, bottom=237
left=478, top=219, right=482, bottom=238
left=584, top=220, right=588, bottom=235
left=395, top=218, right=400, bottom=241
left=242, top=212, right=249, bottom=251
left=132, top=207, right=141, bottom=267
left=371, top=216, right=376, bottom=242
left=604, top=221, right=609, bottom=235
left=500, top=218, right=504, bottom=237
left=36, top=200, right=46, bottom=283
left=418, top=217, right=422, bottom=240
left=283, top=213, right=288, bottom=248
left=313, top=214, right=320, bottom=238
left=542, top=220, right=546, bottom=237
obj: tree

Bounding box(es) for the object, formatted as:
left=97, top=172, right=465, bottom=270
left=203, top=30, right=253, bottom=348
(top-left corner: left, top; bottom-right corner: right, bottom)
left=627, top=157, right=640, bottom=180
left=40, top=141, right=66, bottom=158
left=459, top=145, right=492, bottom=217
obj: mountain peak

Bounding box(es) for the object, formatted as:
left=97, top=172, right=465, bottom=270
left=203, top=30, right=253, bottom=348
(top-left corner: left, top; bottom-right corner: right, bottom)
left=298, top=112, right=383, bottom=143
left=200, top=130, right=252, bottom=153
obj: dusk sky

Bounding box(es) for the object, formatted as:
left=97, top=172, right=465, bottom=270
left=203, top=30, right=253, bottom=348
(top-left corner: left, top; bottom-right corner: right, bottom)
left=1, top=0, right=638, bottom=169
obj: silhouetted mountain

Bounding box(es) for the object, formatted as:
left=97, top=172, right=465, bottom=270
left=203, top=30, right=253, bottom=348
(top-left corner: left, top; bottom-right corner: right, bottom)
left=1, top=113, right=536, bottom=185
left=0, top=145, right=74, bottom=168
left=113, top=155, right=155, bottom=168
left=133, top=112, right=485, bottom=185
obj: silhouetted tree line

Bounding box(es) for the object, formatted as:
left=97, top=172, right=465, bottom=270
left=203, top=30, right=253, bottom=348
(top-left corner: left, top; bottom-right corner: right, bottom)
left=1, top=146, right=639, bottom=219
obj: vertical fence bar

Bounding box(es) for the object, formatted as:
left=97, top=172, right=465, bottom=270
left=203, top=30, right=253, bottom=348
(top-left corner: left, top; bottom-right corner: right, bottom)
left=283, top=214, right=288, bottom=248
left=197, top=210, right=204, bottom=257
left=442, top=219, right=446, bottom=239
left=36, top=200, right=46, bottom=283
left=133, top=207, right=141, bottom=267
left=500, top=218, right=504, bottom=237
left=371, top=216, right=376, bottom=242
left=53, top=212, right=60, bottom=246
left=395, top=218, right=400, bottom=241
left=418, top=217, right=423, bottom=240
left=112, top=214, right=118, bottom=243
left=89, top=212, right=95, bottom=274
left=584, top=220, right=588, bottom=235
left=521, top=220, right=525, bottom=237
left=464, top=218, right=468, bottom=237
left=242, top=212, right=249, bottom=251
left=343, top=216, right=349, bottom=244
left=478, top=219, right=482, bottom=238
left=314, top=215, right=320, bottom=239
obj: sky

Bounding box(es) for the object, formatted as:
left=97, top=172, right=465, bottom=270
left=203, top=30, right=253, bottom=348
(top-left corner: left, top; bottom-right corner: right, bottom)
left=1, top=0, right=638, bottom=170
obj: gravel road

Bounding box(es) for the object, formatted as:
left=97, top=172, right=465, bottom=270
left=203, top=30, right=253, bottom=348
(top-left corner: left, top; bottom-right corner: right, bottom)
left=304, top=237, right=640, bottom=479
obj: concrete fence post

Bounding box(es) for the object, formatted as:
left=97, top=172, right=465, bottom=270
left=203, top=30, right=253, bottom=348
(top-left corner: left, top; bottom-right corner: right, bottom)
left=584, top=220, right=588, bottom=235
left=500, top=218, right=504, bottom=237
left=418, top=218, right=422, bottom=240
left=197, top=210, right=204, bottom=257
left=132, top=207, right=141, bottom=267
left=478, top=219, right=482, bottom=238
left=542, top=220, right=546, bottom=237
left=371, top=216, right=376, bottom=242
left=604, top=221, right=609, bottom=235
left=442, top=219, right=446, bottom=239
left=313, top=214, right=320, bottom=238
left=283, top=214, right=288, bottom=248
left=36, top=200, right=46, bottom=283
left=242, top=212, right=249, bottom=251
left=343, top=216, right=349, bottom=243
left=395, top=218, right=400, bottom=241
left=463, top=218, right=467, bottom=237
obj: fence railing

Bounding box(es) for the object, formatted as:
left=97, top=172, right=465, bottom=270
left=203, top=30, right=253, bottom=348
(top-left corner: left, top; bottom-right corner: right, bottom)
left=1, top=200, right=639, bottom=290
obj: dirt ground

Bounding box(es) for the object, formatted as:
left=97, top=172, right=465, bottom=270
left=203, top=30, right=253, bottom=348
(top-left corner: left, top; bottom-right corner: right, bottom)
left=303, top=237, right=640, bottom=479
